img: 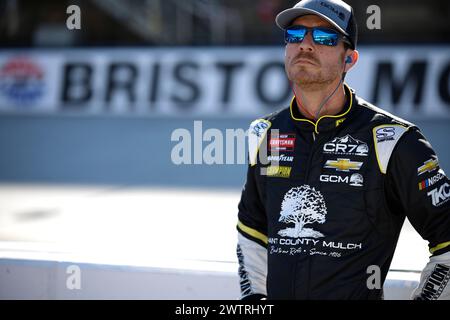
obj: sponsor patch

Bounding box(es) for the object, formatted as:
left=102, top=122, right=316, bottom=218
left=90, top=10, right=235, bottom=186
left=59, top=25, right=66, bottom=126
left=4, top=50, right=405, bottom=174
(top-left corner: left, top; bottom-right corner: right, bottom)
left=265, top=166, right=292, bottom=178
left=248, top=119, right=271, bottom=166
left=418, top=170, right=446, bottom=190
left=427, top=182, right=450, bottom=207
left=349, top=173, right=364, bottom=186
left=268, top=185, right=363, bottom=258
left=319, top=173, right=363, bottom=187
left=323, top=134, right=368, bottom=156
left=251, top=120, right=270, bottom=137
left=324, top=158, right=363, bottom=172
left=418, top=158, right=439, bottom=176
left=376, top=127, right=396, bottom=143
left=372, top=124, right=409, bottom=174
left=278, top=185, right=326, bottom=238
left=269, top=134, right=296, bottom=152
left=267, top=154, right=294, bottom=163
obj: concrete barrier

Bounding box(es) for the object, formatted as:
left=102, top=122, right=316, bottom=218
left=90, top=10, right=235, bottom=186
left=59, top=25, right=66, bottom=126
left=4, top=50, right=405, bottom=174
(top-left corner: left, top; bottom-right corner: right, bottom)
left=0, top=242, right=419, bottom=300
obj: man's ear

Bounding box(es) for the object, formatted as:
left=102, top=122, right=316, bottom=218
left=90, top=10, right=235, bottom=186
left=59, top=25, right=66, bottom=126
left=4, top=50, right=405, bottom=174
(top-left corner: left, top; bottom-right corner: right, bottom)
left=345, top=49, right=359, bottom=72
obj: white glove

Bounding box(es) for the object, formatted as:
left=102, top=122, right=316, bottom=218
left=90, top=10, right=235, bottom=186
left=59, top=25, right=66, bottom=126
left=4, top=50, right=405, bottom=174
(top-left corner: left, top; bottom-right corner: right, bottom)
left=412, top=251, right=450, bottom=300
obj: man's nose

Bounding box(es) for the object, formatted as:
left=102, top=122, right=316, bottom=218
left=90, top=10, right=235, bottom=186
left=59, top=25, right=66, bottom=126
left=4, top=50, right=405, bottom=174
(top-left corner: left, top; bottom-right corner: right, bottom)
left=297, top=32, right=314, bottom=51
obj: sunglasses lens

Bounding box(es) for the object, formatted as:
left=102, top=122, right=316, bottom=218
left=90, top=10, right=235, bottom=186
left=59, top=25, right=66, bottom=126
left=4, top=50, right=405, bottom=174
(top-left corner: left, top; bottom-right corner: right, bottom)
left=285, top=27, right=306, bottom=43
left=313, top=28, right=339, bottom=46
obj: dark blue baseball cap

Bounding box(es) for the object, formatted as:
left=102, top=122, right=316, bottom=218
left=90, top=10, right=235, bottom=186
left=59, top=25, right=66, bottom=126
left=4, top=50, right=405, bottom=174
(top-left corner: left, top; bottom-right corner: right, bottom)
left=276, top=0, right=358, bottom=49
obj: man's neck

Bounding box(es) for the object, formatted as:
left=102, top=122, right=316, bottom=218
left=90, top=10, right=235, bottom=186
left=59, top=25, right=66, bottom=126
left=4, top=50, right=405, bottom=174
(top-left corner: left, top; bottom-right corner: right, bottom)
left=293, top=79, right=347, bottom=120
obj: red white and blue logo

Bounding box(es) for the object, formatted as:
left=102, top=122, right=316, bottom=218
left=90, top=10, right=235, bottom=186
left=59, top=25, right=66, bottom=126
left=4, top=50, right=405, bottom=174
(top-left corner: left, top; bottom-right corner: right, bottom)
left=0, top=57, right=45, bottom=106
left=418, top=170, right=446, bottom=191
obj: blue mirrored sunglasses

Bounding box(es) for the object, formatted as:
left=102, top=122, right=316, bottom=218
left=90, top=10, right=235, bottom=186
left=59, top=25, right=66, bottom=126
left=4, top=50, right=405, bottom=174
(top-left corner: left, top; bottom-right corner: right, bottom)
left=285, top=25, right=349, bottom=47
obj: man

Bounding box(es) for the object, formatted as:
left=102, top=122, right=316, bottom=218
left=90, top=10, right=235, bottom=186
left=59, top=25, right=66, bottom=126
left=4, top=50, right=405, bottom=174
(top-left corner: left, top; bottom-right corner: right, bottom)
left=236, top=0, right=450, bottom=300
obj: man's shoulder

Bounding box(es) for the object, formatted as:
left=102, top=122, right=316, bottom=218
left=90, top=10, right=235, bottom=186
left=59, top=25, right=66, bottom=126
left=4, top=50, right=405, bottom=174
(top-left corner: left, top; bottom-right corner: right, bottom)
left=257, top=106, right=290, bottom=122
left=355, top=95, right=416, bottom=129
left=354, top=96, right=425, bottom=174
left=248, top=107, right=290, bottom=130
left=247, top=107, right=290, bottom=166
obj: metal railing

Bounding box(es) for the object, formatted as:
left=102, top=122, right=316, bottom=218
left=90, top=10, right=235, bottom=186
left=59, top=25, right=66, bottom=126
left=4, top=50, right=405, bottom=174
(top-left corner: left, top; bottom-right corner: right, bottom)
left=91, top=0, right=243, bottom=45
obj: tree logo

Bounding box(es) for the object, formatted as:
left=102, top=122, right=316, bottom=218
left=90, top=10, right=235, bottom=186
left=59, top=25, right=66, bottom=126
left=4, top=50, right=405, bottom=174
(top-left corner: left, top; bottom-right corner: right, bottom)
left=349, top=173, right=364, bottom=186
left=278, top=185, right=327, bottom=239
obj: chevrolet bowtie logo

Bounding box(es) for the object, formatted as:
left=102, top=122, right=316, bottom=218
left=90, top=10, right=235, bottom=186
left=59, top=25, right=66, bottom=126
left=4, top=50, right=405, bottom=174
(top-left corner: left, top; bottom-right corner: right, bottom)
left=417, top=159, right=439, bottom=176
left=324, top=158, right=363, bottom=172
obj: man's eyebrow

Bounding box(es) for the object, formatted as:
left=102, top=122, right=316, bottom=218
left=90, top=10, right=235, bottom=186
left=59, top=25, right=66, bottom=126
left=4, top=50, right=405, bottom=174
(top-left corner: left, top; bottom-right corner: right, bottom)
left=287, top=24, right=337, bottom=29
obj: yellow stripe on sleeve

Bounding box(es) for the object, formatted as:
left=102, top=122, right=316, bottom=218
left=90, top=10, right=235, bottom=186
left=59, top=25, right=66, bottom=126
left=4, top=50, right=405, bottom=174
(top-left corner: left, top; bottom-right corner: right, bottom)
left=430, top=241, right=450, bottom=254
left=237, top=220, right=268, bottom=245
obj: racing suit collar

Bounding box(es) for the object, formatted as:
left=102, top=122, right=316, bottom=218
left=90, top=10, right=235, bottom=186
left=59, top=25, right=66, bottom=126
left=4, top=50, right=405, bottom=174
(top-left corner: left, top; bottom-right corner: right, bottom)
left=289, top=83, right=354, bottom=134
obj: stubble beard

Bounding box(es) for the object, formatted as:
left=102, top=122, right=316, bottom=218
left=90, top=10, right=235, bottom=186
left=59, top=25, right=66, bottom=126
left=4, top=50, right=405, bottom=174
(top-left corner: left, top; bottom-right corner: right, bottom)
left=287, top=64, right=337, bottom=91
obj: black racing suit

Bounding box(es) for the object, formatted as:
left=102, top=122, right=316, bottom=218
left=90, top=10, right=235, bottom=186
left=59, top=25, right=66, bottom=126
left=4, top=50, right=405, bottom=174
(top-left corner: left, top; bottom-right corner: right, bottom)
left=236, top=84, right=450, bottom=300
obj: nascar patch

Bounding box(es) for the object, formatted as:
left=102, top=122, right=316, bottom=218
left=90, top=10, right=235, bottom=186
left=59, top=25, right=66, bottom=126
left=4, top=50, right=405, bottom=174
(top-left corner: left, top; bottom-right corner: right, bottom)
left=418, top=169, right=446, bottom=190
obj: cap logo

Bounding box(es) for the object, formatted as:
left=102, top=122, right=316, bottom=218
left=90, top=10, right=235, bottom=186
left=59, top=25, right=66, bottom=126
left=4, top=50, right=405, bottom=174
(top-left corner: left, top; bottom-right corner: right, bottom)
left=320, top=1, right=346, bottom=21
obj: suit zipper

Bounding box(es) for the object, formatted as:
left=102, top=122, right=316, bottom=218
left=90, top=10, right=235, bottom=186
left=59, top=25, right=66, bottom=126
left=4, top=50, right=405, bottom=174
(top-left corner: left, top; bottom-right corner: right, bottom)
left=304, top=131, right=319, bottom=183
left=305, top=130, right=327, bottom=299
left=304, top=131, right=319, bottom=299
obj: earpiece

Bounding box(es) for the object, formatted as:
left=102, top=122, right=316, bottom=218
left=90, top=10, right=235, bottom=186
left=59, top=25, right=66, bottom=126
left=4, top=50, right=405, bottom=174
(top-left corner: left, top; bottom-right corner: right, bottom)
left=345, top=56, right=352, bottom=64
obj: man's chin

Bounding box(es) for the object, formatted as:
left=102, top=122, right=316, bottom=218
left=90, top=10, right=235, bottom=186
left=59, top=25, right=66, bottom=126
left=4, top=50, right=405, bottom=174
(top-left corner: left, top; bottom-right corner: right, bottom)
left=289, top=68, right=318, bottom=81
left=289, top=70, right=334, bottom=86
left=292, top=75, right=320, bottom=86
left=291, top=77, right=332, bottom=90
